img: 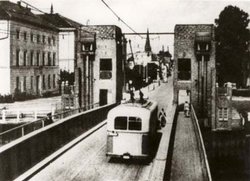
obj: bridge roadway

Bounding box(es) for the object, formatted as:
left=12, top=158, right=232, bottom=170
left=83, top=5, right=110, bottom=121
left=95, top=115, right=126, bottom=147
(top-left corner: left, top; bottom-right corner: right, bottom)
left=17, top=79, right=173, bottom=181
left=15, top=77, right=210, bottom=180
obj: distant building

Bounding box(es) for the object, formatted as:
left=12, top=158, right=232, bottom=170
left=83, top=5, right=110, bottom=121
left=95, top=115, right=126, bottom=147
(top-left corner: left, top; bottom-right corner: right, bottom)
left=215, top=84, right=243, bottom=131
left=82, top=25, right=126, bottom=106
left=242, top=39, right=250, bottom=88
left=158, top=46, right=172, bottom=81
left=0, top=1, right=59, bottom=96
left=126, top=29, right=158, bottom=89
left=38, top=8, right=82, bottom=73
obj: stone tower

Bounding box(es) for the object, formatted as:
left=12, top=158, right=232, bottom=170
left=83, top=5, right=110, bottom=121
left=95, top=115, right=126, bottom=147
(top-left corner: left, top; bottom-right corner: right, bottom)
left=173, top=24, right=216, bottom=128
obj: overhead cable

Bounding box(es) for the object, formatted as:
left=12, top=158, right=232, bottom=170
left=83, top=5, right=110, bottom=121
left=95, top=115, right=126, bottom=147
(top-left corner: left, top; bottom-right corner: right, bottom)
left=101, top=0, right=143, bottom=39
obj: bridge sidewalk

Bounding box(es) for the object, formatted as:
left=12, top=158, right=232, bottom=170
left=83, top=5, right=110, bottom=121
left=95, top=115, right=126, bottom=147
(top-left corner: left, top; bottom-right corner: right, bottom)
left=170, top=112, right=205, bottom=180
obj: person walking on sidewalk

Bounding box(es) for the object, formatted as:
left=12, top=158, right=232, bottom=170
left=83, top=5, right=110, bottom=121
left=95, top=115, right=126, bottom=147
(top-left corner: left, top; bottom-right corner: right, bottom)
left=184, top=101, right=190, bottom=117
left=158, top=108, right=167, bottom=128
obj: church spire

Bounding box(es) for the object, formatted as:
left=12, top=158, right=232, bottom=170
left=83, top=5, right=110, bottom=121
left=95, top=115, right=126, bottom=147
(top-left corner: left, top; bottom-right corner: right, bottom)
left=50, top=4, right=54, bottom=14
left=145, top=28, right=151, bottom=52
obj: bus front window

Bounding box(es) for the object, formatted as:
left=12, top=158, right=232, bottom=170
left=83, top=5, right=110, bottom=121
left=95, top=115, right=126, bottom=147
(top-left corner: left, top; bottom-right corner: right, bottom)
left=114, top=117, right=127, bottom=130
left=128, top=117, right=142, bottom=130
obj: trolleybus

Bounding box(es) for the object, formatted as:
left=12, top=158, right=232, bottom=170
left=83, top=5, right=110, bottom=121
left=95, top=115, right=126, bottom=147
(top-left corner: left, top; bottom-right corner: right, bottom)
left=106, top=99, right=158, bottom=159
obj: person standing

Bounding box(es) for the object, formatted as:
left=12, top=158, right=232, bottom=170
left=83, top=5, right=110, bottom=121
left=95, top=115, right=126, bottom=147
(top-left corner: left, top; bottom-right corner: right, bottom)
left=184, top=101, right=190, bottom=117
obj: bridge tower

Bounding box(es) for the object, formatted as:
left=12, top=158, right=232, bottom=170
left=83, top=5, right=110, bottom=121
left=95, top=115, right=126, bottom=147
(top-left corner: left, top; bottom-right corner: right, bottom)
left=173, top=24, right=216, bottom=128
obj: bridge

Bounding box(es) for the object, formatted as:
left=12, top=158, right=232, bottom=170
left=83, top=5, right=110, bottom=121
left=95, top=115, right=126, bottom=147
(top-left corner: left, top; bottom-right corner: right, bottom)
left=0, top=77, right=211, bottom=181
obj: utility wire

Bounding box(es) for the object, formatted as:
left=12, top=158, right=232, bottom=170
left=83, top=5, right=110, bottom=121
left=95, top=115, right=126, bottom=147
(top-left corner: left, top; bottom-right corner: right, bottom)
left=101, top=0, right=143, bottom=39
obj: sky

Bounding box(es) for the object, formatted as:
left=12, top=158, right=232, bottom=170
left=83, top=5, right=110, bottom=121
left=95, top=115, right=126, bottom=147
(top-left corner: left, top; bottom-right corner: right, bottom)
left=12, top=0, right=250, bottom=55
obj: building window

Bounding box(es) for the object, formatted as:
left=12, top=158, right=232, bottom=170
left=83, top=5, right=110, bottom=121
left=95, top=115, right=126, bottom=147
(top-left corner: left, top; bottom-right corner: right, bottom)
left=30, top=33, right=34, bottom=42
left=16, top=77, right=19, bottom=91
left=53, top=53, right=56, bottom=66
left=100, top=58, right=112, bottom=79
left=16, top=49, right=20, bottom=66
left=52, top=36, right=55, bottom=45
left=31, top=76, right=33, bottom=91
left=53, top=74, right=56, bottom=88
left=48, top=52, right=51, bottom=66
left=178, top=58, right=191, bottom=80
left=48, top=75, right=51, bottom=89
left=37, top=52, right=40, bottom=66
left=37, top=34, right=40, bottom=43
left=42, top=52, right=45, bottom=66
left=23, top=76, right=26, bottom=91
left=23, top=51, right=27, bottom=66
left=48, top=37, right=51, bottom=45
left=42, top=35, right=45, bottom=44
left=218, top=108, right=228, bottom=121
left=23, top=32, right=27, bottom=41
left=30, top=51, right=34, bottom=66
left=42, top=75, right=46, bottom=90
left=16, top=30, right=20, bottom=39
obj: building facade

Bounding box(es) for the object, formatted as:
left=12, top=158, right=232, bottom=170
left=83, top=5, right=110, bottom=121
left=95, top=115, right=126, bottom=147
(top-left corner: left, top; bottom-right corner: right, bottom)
left=82, top=25, right=126, bottom=106
left=173, top=24, right=216, bottom=128
left=215, top=84, right=243, bottom=131
left=39, top=11, right=82, bottom=73
left=0, top=1, right=59, bottom=96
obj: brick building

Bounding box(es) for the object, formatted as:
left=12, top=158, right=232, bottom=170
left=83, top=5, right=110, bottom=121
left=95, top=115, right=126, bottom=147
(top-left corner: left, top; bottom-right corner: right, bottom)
left=81, top=25, right=126, bottom=106
left=0, top=0, right=59, bottom=96
left=173, top=24, right=216, bottom=128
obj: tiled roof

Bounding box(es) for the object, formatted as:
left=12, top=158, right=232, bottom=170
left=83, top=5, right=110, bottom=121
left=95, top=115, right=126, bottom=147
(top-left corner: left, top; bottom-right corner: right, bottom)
left=0, top=1, right=57, bottom=31
left=38, top=13, right=82, bottom=29
left=81, top=25, right=117, bottom=39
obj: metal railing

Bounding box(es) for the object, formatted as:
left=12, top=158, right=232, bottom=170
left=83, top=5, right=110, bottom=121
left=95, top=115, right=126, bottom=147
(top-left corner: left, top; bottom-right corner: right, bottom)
left=190, top=105, right=212, bottom=181
left=0, top=103, right=100, bottom=147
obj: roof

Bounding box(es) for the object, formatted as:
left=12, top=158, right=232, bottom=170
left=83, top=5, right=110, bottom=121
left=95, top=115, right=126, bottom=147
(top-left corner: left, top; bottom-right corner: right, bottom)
left=107, top=99, right=157, bottom=121
left=0, top=1, right=57, bottom=31
left=38, top=13, right=82, bottom=29
left=81, top=25, right=120, bottom=39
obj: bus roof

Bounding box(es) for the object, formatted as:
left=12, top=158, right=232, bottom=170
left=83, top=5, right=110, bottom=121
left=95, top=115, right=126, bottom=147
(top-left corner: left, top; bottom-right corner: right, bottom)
left=108, top=99, right=158, bottom=119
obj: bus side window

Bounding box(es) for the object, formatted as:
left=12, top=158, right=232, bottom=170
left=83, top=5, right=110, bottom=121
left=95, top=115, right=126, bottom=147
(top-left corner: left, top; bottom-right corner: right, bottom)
left=128, top=117, right=142, bottom=130
left=114, top=117, right=127, bottom=130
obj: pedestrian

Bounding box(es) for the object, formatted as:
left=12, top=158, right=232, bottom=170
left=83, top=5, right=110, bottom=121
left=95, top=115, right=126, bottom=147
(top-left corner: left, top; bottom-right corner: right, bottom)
left=45, top=113, right=53, bottom=125
left=184, top=101, right=190, bottom=117
left=139, top=89, right=144, bottom=103
left=130, top=90, right=135, bottom=103
left=158, top=108, right=166, bottom=127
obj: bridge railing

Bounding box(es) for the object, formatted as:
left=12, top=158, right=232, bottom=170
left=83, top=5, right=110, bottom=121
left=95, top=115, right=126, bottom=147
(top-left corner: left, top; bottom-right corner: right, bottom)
left=0, top=103, right=116, bottom=181
left=0, top=103, right=100, bottom=147
left=190, top=105, right=212, bottom=181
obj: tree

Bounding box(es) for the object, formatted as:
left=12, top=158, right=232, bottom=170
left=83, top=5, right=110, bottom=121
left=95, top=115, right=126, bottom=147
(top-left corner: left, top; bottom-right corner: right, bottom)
left=215, top=5, right=250, bottom=87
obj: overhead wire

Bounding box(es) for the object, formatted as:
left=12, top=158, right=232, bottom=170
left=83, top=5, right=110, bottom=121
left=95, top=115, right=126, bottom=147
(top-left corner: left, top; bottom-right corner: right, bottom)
left=101, top=0, right=143, bottom=39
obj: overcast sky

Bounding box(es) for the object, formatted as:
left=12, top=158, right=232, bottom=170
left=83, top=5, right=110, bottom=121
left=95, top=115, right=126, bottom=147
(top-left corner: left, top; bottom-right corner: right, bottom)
left=13, top=0, right=250, bottom=54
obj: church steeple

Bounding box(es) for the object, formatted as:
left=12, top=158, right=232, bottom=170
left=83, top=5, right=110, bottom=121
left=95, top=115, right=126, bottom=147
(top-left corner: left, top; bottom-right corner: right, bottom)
left=145, top=28, right=151, bottom=52
left=50, top=4, right=54, bottom=14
